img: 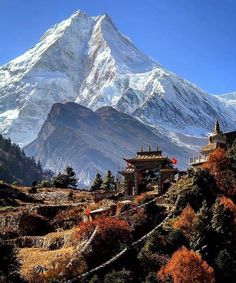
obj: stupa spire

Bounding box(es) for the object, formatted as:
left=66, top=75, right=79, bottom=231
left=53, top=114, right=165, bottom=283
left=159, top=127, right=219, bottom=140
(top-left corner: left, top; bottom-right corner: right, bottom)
left=213, top=120, right=221, bottom=135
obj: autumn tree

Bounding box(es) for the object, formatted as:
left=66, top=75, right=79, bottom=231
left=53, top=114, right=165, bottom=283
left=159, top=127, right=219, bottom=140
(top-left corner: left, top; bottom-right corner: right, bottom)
left=204, top=148, right=229, bottom=175
left=220, top=196, right=236, bottom=220
left=173, top=205, right=196, bottom=238
left=203, top=148, right=228, bottom=187
left=76, top=217, right=131, bottom=267
left=157, top=247, right=215, bottom=283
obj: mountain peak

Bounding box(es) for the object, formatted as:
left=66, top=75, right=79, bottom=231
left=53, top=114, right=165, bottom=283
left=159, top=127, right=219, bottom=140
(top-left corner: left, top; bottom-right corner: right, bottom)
left=0, top=10, right=235, bottom=148
left=70, top=10, right=89, bottom=19
left=98, top=13, right=115, bottom=25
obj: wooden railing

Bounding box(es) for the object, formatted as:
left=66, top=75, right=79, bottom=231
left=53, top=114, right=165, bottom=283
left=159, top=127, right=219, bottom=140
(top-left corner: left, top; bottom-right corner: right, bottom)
left=189, top=155, right=208, bottom=165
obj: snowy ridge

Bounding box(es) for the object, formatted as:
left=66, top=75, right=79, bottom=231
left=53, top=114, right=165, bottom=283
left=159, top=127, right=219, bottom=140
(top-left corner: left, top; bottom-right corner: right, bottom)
left=218, top=92, right=236, bottom=107
left=0, top=10, right=235, bottom=150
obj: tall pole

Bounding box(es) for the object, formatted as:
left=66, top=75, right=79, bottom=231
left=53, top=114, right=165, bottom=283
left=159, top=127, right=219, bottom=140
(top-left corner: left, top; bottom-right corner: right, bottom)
left=133, top=167, right=138, bottom=195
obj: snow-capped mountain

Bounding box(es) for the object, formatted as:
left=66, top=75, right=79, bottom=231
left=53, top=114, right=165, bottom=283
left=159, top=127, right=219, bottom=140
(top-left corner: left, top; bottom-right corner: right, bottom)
left=218, top=92, right=236, bottom=106
left=0, top=10, right=235, bottom=150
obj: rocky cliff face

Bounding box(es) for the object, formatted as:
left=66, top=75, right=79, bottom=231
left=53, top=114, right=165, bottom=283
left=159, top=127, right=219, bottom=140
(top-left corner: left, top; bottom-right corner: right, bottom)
left=0, top=10, right=235, bottom=148
left=24, top=102, right=195, bottom=186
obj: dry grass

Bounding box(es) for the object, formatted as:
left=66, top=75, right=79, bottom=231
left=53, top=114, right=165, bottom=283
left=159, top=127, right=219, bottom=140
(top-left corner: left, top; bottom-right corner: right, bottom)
left=85, top=199, right=115, bottom=211
left=14, top=186, right=93, bottom=204
left=19, top=246, right=74, bottom=279
left=41, top=227, right=78, bottom=249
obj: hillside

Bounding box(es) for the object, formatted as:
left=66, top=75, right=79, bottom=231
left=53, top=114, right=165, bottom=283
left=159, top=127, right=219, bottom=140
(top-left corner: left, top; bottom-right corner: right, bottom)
left=24, top=102, right=194, bottom=186
left=0, top=134, right=44, bottom=185
left=0, top=142, right=235, bottom=283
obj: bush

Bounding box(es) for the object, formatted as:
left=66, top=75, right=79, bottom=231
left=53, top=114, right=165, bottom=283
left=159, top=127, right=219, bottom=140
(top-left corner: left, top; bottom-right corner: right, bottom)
left=52, top=207, right=83, bottom=230
left=119, top=207, right=148, bottom=239
left=116, top=201, right=136, bottom=215
left=144, top=272, right=160, bottom=283
left=67, top=191, right=74, bottom=201
left=134, top=193, right=155, bottom=206
left=138, top=249, right=169, bottom=275
left=89, top=275, right=102, bottom=283
left=76, top=217, right=131, bottom=267
left=40, top=180, right=52, bottom=188
left=28, top=252, right=87, bottom=282
left=12, top=180, right=20, bottom=186
left=104, top=269, right=133, bottom=283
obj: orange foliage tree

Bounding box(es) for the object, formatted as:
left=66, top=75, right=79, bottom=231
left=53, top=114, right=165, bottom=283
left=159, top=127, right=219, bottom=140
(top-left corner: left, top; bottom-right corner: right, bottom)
left=204, top=148, right=229, bottom=180
left=134, top=192, right=155, bottom=205
left=76, top=217, right=132, bottom=267
left=203, top=148, right=236, bottom=197
left=220, top=196, right=236, bottom=221
left=173, top=205, right=196, bottom=238
left=77, top=217, right=131, bottom=242
left=157, top=247, right=215, bottom=283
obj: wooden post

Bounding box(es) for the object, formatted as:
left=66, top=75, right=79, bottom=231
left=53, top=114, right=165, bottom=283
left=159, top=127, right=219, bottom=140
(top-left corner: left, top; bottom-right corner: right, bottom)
left=124, top=175, right=128, bottom=197
left=133, top=168, right=138, bottom=195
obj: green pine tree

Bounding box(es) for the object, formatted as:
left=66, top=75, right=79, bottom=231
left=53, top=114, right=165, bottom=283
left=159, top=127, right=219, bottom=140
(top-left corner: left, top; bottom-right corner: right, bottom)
left=52, top=166, right=77, bottom=188
left=91, top=172, right=103, bottom=191
left=102, top=170, right=116, bottom=191
left=227, top=139, right=236, bottom=166
left=0, top=241, right=22, bottom=282
left=65, top=166, right=77, bottom=188
left=104, top=269, right=133, bottom=283
left=214, top=249, right=236, bottom=282
left=190, top=201, right=212, bottom=259
left=211, top=198, right=234, bottom=239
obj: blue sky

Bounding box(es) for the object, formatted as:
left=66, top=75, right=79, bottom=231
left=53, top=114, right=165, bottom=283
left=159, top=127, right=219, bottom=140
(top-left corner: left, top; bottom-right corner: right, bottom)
left=0, top=0, right=235, bottom=94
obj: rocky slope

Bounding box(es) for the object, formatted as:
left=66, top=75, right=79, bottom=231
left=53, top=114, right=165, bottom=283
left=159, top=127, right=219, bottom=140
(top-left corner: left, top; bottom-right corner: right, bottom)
left=24, top=102, right=194, bottom=186
left=0, top=10, right=235, bottom=148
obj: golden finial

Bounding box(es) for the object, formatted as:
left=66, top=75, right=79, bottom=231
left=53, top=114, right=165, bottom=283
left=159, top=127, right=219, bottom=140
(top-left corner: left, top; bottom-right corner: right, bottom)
left=214, top=120, right=221, bottom=134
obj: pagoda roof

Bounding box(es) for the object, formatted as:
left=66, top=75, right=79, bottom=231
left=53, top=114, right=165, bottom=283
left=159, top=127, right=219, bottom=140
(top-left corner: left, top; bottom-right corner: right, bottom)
left=137, top=150, right=162, bottom=156
left=124, top=155, right=168, bottom=164
left=201, top=143, right=217, bottom=153
left=118, top=167, right=135, bottom=175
